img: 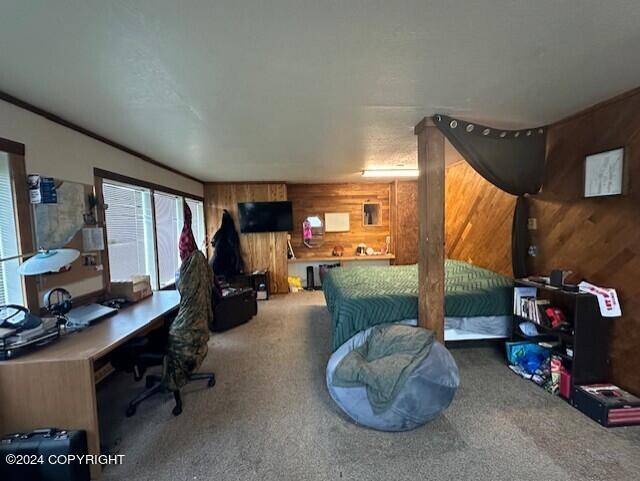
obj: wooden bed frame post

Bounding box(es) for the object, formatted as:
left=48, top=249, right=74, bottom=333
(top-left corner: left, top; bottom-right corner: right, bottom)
left=414, top=118, right=445, bottom=342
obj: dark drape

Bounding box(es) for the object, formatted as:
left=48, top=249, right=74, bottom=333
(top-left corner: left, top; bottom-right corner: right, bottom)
left=511, top=196, right=529, bottom=279
left=211, top=209, right=245, bottom=278
left=433, top=114, right=546, bottom=278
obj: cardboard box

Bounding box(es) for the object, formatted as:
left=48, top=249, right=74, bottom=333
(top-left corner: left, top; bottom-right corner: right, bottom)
left=110, top=275, right=153, bottom=302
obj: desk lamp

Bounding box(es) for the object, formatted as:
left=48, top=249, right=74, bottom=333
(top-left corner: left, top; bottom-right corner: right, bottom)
left=0, top=248, right=80, bottom=276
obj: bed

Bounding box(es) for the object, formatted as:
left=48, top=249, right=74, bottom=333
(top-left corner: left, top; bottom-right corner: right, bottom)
left=322, top=260, right=513, bottom=351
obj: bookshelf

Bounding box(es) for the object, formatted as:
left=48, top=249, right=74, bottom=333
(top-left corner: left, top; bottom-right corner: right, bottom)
left=512, top=279, right=609, bottom=396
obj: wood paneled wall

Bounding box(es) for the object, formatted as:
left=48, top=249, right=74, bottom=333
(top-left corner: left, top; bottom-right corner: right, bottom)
left=389, top=162, right=515, bottom=274
left=204, top=183, right=289, bottom=294
left=392, top=181, right=419, bottom=265
left=445, top=162, right=515, bottom=275
left=288, top=183, right=391, bottom=258
left=529, top=89, right=640, bottom=394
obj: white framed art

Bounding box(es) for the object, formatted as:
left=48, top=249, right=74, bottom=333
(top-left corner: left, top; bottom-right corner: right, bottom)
left=324, top=212, right=350, bottom=232
left=584, top=147, right=626, bottom=198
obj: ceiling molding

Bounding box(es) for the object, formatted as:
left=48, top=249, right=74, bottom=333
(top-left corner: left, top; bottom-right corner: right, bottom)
left=0, top=90, right=202, bottom=184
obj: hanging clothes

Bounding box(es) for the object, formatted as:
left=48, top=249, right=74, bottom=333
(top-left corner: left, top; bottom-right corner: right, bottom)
left=179, top=200, right=198, bottom=262
left=211, top=209, right=245, bottom=278
left=162, top=203, right=212, bottom=391
left=162, top=249, right=212, bottom=391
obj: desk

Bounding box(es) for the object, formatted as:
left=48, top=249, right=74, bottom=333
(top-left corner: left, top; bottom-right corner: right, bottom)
left=288, top=254, right=396, bottom=288
left=0, top=291, right=180, bottom=479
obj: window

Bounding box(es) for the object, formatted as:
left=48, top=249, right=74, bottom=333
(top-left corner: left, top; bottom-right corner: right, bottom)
left=154, top=192, right=183, bottom=288
left=103, top=181, right=158, bottom=288
left=0, top=153, right=24, bottom=306
left=154, top=195, right=206, bottom=287
left=186, top=198, right=206, bottom=251
left=101, top=174, right=206, bottom=290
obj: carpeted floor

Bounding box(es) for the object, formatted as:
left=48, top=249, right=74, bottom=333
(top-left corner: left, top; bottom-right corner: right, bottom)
left=99, top=292, right=640, bottom=481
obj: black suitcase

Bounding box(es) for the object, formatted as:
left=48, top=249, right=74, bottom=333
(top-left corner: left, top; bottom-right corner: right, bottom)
left=0, top=428, right=90, bottom=481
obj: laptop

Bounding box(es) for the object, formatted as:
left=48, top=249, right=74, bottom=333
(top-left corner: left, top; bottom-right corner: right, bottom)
left=66, top=303, right=118, bottom=328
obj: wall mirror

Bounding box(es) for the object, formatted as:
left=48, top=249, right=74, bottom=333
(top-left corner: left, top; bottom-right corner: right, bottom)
left=363, top=202, right=381, bottom=226
left=303, top=215, right=324, bottom=248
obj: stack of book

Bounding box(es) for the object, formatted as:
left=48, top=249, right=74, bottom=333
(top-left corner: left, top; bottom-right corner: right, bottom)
left=517, top=297, right=551, bottom=326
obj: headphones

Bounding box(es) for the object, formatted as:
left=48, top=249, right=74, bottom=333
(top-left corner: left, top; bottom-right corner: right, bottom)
left=0, top=305, right=43, bottom=330
left=44, top=288, right=73, bottom=316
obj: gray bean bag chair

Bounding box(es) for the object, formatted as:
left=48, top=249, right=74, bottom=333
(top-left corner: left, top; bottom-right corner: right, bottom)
left=326, top=323, right=459, bottom=431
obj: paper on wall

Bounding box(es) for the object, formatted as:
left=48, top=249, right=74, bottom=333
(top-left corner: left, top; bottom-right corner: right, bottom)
left=578, top=281, right=622, bottom=317
left=82, top=227, right=105, bottom=251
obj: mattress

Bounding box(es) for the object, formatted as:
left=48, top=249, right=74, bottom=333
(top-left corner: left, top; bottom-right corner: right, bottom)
left=399, top=316, right=512, bottom=341
left=323, top=260, right=513, bottom=351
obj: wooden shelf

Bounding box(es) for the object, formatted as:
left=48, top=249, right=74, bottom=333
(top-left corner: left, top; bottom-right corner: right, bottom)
left=288, top=254, right=395, bottom=263
left=512, top=280, right=609, bottom=391
left=513, top=315, right=574, bottom=342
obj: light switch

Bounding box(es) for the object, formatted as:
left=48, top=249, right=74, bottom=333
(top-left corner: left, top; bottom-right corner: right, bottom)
left=527, top=218, right=537, bottom=230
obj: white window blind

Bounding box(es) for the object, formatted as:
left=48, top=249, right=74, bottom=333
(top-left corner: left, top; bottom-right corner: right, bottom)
left=186, top=198, right=206, bottom=252
left=0, top=153, right=24, bottom=306
left=103, top=181, right=158, bottom=288
left=153, top=192, right=184, bottom=288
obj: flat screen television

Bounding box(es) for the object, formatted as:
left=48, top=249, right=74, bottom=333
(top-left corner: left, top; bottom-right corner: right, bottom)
left=238, top=201, right=293, bottom=233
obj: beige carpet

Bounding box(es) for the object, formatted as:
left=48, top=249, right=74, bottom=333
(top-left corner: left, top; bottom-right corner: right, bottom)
left=99, top=291, right=640, bottom=481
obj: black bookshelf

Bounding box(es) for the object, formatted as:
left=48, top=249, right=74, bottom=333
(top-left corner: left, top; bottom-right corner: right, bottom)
left=512, top=279, right=609, bottom=395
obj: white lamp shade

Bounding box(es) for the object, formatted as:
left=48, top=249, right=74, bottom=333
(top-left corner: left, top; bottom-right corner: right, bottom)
left=18, top=249, right=80, bottom=276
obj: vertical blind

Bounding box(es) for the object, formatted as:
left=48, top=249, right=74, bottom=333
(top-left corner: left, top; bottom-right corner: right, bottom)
left=154, top=192, right=183, bottom=288
left=103, top=181, right=158, bottom=288
left=0, top=153, right=24, bottom=306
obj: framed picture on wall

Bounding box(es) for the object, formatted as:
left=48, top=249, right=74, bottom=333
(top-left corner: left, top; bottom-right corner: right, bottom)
left=584, top=147, right=627, bottom=198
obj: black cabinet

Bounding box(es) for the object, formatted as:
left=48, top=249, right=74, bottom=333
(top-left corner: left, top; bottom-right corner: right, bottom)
left=231, top=270, right=270, bottom=300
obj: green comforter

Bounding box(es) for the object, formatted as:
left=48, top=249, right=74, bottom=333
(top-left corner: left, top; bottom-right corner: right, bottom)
left=323, top=260, right=513, bottom=351
left=333, top=324, right=434, bottom=413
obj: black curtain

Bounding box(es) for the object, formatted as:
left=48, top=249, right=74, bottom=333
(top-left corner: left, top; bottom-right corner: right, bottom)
left=433, top=114, right=546, bottom=278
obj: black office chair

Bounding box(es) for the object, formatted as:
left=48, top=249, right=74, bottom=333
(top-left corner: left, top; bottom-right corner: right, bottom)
left=120, top=251, right=216, bottom=417
left=124, top=349, right=215, bottom=417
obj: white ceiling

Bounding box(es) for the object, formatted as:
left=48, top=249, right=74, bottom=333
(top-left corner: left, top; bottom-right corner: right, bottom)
left=1, top=1, right=639, bottom=183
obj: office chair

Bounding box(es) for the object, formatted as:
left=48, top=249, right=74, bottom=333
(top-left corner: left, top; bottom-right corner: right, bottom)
left=124, top=350, right=215, bottom=417
left=122, top=255, right=216, bottom=417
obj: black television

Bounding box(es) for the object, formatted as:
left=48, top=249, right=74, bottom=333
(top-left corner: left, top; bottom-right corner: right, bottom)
left=237, top=201, right=293, bottom=233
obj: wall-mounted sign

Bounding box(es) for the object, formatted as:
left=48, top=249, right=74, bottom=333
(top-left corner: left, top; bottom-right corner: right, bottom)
left=325, top=212, right=350, bottom=232
left=584, top=147, right=626, bottom=198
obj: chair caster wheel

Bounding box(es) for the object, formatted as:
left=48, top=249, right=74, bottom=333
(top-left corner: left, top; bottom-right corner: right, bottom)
left=172, top=405, right=182, bottom=416
left=208, top=376, right=216, bottom=388
left=125, top=405, right=137, bottom=417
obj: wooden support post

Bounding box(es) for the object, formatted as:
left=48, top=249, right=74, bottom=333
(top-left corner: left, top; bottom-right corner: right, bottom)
left=415, top=118, right=445, bottom=342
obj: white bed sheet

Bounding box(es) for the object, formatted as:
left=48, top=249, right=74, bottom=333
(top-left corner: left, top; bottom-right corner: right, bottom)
left=398, top=316, right=512, bottom=341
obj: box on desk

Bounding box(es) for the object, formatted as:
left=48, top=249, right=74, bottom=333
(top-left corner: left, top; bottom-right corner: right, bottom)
left=109, top=275, right=153, bottom=302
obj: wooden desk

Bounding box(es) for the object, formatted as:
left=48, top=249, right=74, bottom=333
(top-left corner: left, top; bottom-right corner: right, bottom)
left=288, top=254, right=396, bottom=287
left=287, top=254, right=396, bottom=263
left=0, top=291, right=180, bottom=479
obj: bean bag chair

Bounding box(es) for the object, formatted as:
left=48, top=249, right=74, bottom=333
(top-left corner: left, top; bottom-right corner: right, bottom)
left=326, top=324, right=459, bottom=431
